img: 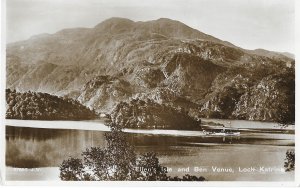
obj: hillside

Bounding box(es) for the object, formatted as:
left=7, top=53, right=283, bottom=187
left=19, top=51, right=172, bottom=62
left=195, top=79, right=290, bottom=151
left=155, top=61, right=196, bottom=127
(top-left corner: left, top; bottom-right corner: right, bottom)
left=6, top=17, right=295, bottom=124
left=198, top=66, right=294, bottom=123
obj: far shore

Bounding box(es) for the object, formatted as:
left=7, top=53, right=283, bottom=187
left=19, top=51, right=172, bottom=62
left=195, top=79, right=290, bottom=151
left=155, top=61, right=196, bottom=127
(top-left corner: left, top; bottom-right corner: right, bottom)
left=5, top=118, right=294, bottom=137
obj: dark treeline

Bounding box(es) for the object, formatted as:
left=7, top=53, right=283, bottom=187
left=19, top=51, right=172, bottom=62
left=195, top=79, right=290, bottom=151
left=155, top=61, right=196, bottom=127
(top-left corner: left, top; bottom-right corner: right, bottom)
left=6, top=89, right=97, bottom=120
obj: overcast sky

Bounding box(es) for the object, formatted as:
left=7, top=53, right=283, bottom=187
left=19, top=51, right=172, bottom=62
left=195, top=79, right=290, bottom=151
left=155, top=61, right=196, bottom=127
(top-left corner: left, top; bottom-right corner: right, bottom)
left=6, top=0, right=295, bottom=53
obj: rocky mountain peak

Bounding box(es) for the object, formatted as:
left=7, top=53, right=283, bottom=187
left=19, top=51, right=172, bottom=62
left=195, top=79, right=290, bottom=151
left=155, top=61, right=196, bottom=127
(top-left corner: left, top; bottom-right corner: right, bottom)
left=6, top=17, right=295, bottom=124
left=94, top=17, right=135, bottom=31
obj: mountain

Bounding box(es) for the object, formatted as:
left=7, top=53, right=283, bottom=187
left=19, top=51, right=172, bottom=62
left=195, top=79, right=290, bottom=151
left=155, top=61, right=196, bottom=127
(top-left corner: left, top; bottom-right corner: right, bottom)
left=280, top=52, right=294, bottom=59
left=246, top=48, right=294, bottom=62
left=6, top=17, right=295, bottom=123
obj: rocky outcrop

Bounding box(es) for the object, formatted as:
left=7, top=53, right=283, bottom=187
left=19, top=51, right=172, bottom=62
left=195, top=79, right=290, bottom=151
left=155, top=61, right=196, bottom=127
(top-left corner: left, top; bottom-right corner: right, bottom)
left=76, top=75, right=134, bottom=113
left=232, top=69, right=295, bottom=123
left=198, top=67, right=294, bottom=123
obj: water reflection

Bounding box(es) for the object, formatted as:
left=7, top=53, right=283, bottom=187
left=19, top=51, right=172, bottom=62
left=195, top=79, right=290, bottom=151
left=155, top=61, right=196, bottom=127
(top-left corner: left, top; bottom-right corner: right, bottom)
left=6, top=125, right=294, bottom=167
left=6, top=125, right=295, bottom=181
left=6, top=126, right=106, bottom=168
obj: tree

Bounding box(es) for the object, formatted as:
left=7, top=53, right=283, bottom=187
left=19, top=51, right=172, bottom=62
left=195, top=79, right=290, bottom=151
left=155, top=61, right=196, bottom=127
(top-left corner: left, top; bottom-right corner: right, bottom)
left=59, top=121, right=205, bottom=181
left=60, top=158, right=86, bottom=181
left=136, top=152, right=168, bottom=181
left=284, top=150, right=295, bottom=172
left=60, top=130, right=138, bottom=181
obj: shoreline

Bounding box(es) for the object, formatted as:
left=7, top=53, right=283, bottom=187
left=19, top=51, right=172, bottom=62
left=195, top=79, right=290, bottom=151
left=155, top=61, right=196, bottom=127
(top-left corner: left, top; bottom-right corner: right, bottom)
left=5, top=119, right=294, bottom=137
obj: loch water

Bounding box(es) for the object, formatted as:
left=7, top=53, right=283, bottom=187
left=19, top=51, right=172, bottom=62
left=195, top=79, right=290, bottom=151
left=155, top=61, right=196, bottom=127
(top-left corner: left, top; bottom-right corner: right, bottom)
left=5, top=119, right=295, bottom=181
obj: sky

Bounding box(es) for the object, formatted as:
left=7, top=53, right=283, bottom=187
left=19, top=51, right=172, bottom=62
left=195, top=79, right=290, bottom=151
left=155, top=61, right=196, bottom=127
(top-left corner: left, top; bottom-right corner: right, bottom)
left=6, top=0, right=295, bottom=53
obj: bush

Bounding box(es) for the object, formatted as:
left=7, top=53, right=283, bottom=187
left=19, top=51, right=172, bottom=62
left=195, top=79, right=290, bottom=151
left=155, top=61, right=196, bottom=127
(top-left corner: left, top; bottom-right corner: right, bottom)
left=284, top=150, right=295, bottom=172
left=60, top=131, right=168, bottom=181
left=59, top=121, right=206, bottom=181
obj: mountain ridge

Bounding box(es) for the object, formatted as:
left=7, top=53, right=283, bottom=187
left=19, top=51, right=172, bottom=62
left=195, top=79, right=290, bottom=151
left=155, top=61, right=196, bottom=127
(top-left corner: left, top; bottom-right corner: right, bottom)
left=8, top=17, right=294, bottom=59
left=6, top=17, right=295, bottom=124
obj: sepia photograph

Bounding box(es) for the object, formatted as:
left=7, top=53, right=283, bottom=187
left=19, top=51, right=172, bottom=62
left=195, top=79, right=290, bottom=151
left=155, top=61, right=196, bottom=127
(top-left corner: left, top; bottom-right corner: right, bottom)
left=1, top=0, right=296, bottom=185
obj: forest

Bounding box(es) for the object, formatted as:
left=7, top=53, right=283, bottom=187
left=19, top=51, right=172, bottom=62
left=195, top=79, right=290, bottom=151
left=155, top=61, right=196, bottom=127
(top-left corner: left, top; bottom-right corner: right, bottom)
left=110, top=98, right=201, bottom=130
left=6, top=89, right=97, bottom=120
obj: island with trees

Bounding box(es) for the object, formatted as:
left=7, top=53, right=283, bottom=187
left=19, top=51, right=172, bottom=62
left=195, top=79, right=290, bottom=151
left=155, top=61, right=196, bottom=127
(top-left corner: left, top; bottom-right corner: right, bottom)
left=6, top=89, right=97, bottom=120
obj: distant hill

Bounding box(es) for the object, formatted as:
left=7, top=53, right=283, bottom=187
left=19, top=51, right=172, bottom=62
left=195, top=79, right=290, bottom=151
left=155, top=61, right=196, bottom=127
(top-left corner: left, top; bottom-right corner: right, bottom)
left=246, top=48, right=294, bottom=61
left=6, top=17, right=295, bottom=124
left=280, top=52, right=294, bottom=59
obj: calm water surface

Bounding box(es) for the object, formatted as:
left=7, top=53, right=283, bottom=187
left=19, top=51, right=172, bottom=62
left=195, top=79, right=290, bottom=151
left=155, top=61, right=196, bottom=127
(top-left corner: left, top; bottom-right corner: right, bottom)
left=5, top=119, right=295, bottom=181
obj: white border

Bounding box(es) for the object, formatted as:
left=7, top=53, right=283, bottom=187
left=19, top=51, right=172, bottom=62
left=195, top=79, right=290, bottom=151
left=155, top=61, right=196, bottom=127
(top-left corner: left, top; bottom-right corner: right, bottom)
left=0, top=0, right=6, bottom=185
left=1, top=0, right=299, bottom=187
left=294, top=0, right=299, bottom=186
